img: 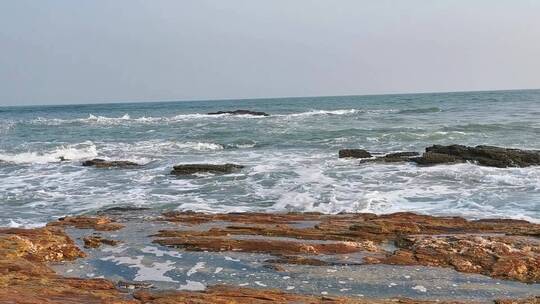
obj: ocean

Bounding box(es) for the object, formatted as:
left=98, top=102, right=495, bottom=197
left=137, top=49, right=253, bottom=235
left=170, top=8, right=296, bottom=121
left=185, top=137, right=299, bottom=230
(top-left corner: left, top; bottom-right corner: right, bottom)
left=1, top=89, right=539, bottom=227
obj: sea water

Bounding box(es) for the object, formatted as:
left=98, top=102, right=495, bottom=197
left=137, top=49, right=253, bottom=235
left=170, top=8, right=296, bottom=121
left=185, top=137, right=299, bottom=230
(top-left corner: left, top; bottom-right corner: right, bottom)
left=1, top=90, right=539, bottom=227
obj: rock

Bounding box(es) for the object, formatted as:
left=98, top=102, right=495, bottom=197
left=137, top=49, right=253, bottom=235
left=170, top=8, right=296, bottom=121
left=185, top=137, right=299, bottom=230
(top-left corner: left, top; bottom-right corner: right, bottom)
left=366, top=234, right=540, bottom=283
left=170, top=163, right=244, bottom=175
left=361, top=151, right=420, bottom=163
left=411, top=151, right=461, bottom=165
left=411, top=145, right=540, bottom=168
left=47, top=216, right=125, bottom=231
left=207, top=109, right=270, bottom=116
left=82, top=158, right=141, bottom=168
left=339, top=149, right=372, bottom=158
left=83, top=235, right=121, bottom=248
left=132, top=285, right=384, bottom=304
left=0, top=227, right=135, bottom=303
left=156, top=211, right=540, bottom=283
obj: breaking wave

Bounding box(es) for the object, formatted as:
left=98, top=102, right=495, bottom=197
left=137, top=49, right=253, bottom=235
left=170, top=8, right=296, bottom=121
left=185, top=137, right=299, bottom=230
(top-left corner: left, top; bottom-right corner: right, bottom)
left=0, top=142, right=98, bottom=164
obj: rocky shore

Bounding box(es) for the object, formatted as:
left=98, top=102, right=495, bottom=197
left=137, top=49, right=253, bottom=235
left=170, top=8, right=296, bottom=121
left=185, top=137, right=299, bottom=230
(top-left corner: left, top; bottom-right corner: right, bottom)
left=341, top=145, right=540, bottom=168
left=1, top=211, right=539, bottom=303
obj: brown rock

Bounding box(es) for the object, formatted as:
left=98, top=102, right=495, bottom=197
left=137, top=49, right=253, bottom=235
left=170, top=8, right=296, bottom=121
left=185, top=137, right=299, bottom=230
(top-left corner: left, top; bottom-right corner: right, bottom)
left=83, top=235, right=121, bottom=248
left=0, top=227, right=136, bottom=304
left=367, top=235, right=540, bottom=283
left=47, top=216, right=124, bottom=231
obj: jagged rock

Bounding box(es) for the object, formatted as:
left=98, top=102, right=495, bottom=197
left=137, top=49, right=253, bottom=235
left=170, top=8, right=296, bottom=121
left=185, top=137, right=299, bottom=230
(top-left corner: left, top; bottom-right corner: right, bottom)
left=339, top=149, right=372, bottom=158
left=411, top=145, right=540, bottom=168
left=170, top=163, right=244, bottom=175
left=207, top=109, right=270, bottom=116
left=82, top=158, right=141, bottom=168
left=83, top=235, right=121, bottom=248
left=0, top=227, right=135, bottom=303
left=366, top=234, right=540, bottom=283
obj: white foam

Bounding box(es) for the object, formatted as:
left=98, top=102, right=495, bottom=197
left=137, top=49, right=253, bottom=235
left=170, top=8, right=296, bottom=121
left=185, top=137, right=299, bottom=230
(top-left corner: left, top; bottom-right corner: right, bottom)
left=187, top=262, right=206, bottom=277
left=179, top=280, right=206, bottom=291
left=0, top=142, right=97, bottom=164
left=101, top=255, right=177, bottom=282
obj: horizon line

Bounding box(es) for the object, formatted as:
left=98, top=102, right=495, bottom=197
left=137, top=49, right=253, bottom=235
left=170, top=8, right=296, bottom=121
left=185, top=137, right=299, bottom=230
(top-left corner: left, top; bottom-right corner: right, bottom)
left=2, top=87, right=539, bottom=108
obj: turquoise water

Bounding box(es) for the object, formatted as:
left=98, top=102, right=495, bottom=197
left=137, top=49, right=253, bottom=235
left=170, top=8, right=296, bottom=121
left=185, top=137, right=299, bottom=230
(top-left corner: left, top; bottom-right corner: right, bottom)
left=1, top=90, right=539, bottom=226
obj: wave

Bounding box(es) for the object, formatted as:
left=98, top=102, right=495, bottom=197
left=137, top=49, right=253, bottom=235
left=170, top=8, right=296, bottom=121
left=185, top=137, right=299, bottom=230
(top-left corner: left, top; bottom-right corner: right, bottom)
left=281, top=109, right=361, bottom=117
left=29, top=109, right=370, bottom=126
left=0, top=142, right=98, bottom=164
left=397, top=107, right=442, bottom=114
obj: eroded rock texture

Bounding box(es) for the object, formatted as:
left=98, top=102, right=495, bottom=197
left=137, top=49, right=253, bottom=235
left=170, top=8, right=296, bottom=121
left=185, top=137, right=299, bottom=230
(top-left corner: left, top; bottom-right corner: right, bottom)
left=0, top=226, right=136, bottom=304
left=365, top=235, right=540, bottom=283
left=156, top=212, right=540, bottom=282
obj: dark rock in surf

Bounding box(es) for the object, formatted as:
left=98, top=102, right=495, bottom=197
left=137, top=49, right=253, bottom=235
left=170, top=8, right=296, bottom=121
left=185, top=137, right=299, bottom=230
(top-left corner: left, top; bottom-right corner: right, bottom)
left=360, top=151, right=420, bottom=164
left=411, top=145, right=540, bottom=168
left=171, top=163, right=244, bottom=175
left=82, top=159, right=141, bottom=168
left=338, top=149, right=372, bottom=159
left=207, top=110, right=269, bottom=116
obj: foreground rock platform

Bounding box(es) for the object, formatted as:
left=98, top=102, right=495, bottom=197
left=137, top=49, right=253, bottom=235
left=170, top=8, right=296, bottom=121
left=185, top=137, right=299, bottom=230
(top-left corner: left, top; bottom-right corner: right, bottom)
left=1, top=212, right=539, bottom=303
left=156, top=212, right=540, bottom=283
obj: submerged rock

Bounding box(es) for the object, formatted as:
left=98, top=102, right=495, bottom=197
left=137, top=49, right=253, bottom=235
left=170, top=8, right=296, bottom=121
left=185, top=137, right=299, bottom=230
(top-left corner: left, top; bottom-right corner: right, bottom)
left=207, top=109, right=270, bottom=116
left=83, top=235, right=121, bottom=248
left=339, top=149, right=372, bottom=158
left=411, top=145, right=540, bottom=168
left=47, top=216, right=125, bottom=231
left=82, top=158, right=141, bottom=168
left=170, top=163, right=244, bottom=175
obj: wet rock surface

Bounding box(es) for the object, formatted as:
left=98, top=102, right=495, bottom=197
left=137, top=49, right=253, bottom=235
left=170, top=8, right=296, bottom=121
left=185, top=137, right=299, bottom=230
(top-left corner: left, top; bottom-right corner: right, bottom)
left=83, top=235, right=121, bottom=249
left=0, top=226, right=135, bottom=303
left=365, top=235, right=540, bottom=283
left=82, top=158, right=142, bottom=168
left=339, top=149, right=372, bottom=158
left=47, top=216, right=125, bottom=231
left=411, top=145, right=540, bottom=168
left=170, top=163, right=245, bottom=175
left=207, top=109, right=270, bottom=116
left=156, top=212, right=540, bottom=283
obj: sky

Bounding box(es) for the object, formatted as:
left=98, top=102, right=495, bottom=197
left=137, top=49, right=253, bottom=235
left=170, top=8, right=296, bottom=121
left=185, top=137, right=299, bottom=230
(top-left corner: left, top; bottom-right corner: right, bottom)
left=1, top=1, right=539, bottom=106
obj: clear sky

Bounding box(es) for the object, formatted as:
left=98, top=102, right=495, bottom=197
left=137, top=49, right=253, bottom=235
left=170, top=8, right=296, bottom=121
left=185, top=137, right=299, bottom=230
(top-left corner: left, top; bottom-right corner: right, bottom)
left=1, top=0, right=539, bottom=106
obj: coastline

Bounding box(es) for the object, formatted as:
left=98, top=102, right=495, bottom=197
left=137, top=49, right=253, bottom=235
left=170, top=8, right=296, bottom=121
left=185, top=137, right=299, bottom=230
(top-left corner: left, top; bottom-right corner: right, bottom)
left=1, top=209, right=538, bottom=303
